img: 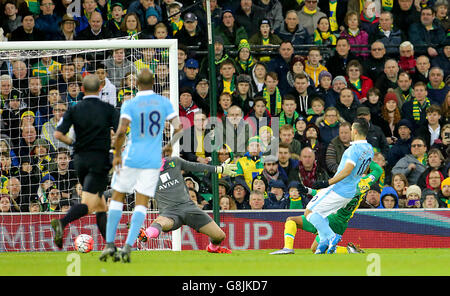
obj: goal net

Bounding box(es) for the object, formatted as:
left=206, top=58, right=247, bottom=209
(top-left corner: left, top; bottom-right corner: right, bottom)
left=0, top=39, right=181, bottom=252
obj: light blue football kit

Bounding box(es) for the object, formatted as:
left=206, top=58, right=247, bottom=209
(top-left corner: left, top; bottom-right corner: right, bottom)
left=107, top=90, right=176, bottom=248
left=306, top=140, right=374, bottom=252
left=326, top=139, right=374, bottom=198
left=120, top=90, right=176, bottom=169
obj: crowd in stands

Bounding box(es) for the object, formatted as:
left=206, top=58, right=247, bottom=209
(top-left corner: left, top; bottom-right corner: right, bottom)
left=0, top=0, right=449, bottom=213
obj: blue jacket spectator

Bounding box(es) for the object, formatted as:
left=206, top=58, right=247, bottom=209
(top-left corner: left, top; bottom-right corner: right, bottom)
left=378, top=186, right=399, bottom=208
left=267, top=41, right=294, bottom=96
left=408, top=8, right=446, bottom=55
left=386, top=119, right=413, bottom=168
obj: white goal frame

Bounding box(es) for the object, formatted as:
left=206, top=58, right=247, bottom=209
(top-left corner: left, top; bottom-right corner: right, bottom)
left=1, top=39, right=181, bottom=251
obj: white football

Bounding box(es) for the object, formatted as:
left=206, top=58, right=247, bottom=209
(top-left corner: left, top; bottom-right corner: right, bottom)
left=74, top=234, right=94, bottom=253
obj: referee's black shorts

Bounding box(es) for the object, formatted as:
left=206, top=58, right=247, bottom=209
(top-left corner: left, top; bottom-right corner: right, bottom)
left=73, top=151, right=112, bottom=196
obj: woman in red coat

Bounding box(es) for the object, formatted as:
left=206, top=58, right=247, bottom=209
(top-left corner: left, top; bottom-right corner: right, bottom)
left=345, top=59, right=373, bottom=103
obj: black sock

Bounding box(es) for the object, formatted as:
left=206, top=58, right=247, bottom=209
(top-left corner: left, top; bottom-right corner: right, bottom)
left=96, top=211, right=107, bottom=241
left=60, top=203, right=89, bottom=228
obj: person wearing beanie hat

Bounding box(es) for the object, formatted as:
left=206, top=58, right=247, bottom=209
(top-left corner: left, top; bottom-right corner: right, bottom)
left=235, top=135, right=264, bottom=189
left=31, top=138, right=57, bottom=176
left=303, top=122, right=327, bottom=169
left=178, top=86, right=200, bottom=129
left=235, top=39, right=255, bottom=75
left=286, top=55, right=316, bottom=89
left=405, top=184, right=422, bottom=208
left=125, top=0, right=162, bottom=28
left=287, top=181, right=304, bottom=209
left=332, top=75, right=348, bottom=87
left=10, top=13, right=46, bottom=41
left=386, top=118, right=414, bottom=167
left=233, top=73, right=254, bottom=115
left=319, top=70, right=332, bottom=82
left=397, top=118, right=414, bottom=132
left=260, top=155, right=287, bottom=187
left=252, top=174, right=268, bottom=197
left=214, top=9, right=248, bottom=47
left=438, top=177, right=450, bottom=207
left=379, top=90, right=402, bottom=145
left=421, top=188, right=440, bottom=208
left=248, top=18, right=283, bottom=63
left=384, top=91, right=398, bottom=105
left=105, top=4, right=125, bottom=37
left=146, top=7, right=161, bottom=22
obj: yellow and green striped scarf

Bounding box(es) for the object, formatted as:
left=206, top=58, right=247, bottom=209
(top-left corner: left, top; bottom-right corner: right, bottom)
left=236, top=55, right=255, bottom=73
left=171, top=20, right=184, bottom=36
left=127, top=30, right=139, bottom=40
left=25, top=0, right=40, bottom=15
left=263, top=86, right=282, bottom=115
left=313, top=30, right=337, bottom=45
left=382, top=0, right=394, bottom=11
left=412, top=97, right=430, bottom=122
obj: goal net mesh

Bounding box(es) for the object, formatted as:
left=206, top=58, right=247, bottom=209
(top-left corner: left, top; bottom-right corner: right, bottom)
left=0, top=40, right=179, bottom=252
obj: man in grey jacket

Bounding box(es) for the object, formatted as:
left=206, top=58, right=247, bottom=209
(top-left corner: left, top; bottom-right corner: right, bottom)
left=392, top=137, right=428, bottom=185
left=297, top=0, right=326, bottom=37
left=105, top=48, right=137, bottom=89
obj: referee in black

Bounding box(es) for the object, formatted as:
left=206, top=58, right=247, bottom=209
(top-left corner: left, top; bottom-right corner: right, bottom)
left=51, top=74, right=119, bottom=249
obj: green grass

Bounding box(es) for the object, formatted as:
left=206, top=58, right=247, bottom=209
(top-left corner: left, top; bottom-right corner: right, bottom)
left=1, top=249, right=450, bottom=276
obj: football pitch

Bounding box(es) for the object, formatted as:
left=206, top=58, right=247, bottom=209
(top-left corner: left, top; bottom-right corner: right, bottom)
left=1, top=248, right=450, bottom=276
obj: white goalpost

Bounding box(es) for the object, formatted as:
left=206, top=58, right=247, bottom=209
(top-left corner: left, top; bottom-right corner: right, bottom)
left=0, top=39, right=181, bottom=252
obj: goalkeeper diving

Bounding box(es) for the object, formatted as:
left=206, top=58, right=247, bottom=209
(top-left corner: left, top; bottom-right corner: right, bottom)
left=270, top=160, right=382, bottom=255
left=99, top=146, right=238, bottom=261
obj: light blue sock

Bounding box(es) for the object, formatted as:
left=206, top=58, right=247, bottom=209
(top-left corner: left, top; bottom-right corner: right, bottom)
left=106, top=200, right=123, bottom=244
left=307, top=212, right=335, bottom=242
left=125, top=205, right=147, bottom=247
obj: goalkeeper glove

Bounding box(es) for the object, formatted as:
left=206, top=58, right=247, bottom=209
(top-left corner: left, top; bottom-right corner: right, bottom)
left=312, top=180, right=329, bottom=189
left=216, top=158, right=238, bottom=177
left=298, top=182, right=316, bottom=196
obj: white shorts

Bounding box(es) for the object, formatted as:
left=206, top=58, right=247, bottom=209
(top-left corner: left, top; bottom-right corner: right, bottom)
left=111, top=166, right=160, bottom=197
left=306, top=186, right=351, bottom=218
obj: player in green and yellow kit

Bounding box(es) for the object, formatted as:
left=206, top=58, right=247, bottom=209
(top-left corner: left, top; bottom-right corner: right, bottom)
left=270, top=161, right=382, bottom=254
